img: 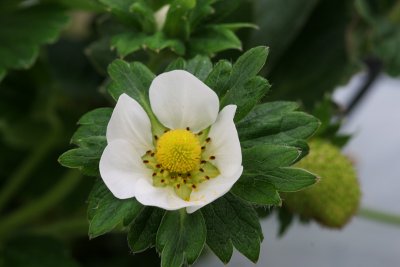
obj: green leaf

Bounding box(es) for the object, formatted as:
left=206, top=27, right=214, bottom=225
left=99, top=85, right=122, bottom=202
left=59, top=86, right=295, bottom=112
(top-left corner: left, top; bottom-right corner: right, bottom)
left=107, top=59, right=155, bottom=114
left=156, top=210, right=206, bottom=267
left=262, top=167, right=318, bottom=192
left=242, top=144, right=301, bottom=175
left=111, top=32, right=185, bottom=57
left=59, top=108, right=112, bottom=176
left=185, top=55, right=212, bottom=81
left=205, top=59, right=232, bottom=97
left=231, top=177, right=281, bottom=205
left=88, top=180, right=143, bottom=238
left=164, top=0, right=196, bottom=39
left=2, top=236, right=81, bottom=267
left=237, top=102, right=320, bottom=147
left=58, top=136, right=106, bottom=177
left=202, top=193, right=263, bottom=263
left=0, top=5, right=68, bottom=81
left=71, top=108, right=112, bottom=146
left=128, top=207, right=165, bottom=253
left=219, top=46, right=269, bottom=121
left=165, top=57, right=187, bottom=71
left=190, top=25, right=242, bottom=55
left=130, top=0, right=157, bottom=33
left=98, top=0, right=141, bottom=27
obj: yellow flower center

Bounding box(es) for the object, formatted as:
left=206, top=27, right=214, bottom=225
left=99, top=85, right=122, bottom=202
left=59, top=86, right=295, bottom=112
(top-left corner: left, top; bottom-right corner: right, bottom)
left=155, top=129, right=201, bottom=173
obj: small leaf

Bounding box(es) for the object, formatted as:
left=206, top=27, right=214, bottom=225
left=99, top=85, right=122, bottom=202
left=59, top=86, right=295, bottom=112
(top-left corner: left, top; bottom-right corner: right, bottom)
left=165, top=57, right=187, bottom=71
left=58, top=137, right=106, bottom=177
left=164, top=0, right=196, bottom=39
left=156, top=210, right=206, bottom=267
left=205, top=59, right=232, bottom=97
left=129, top=0, right=157, bottom=33
left=185, top=55, right=212, bottom=81
left=231, top=176, right=281, bottom=205
left=190, top=25, right=242, bottom=55
left=107, top=59, right=155, bottom=115
left=219, top=46, right=269, bottom=119
left=262, top=167, right=318, bottom=192
left=128, top=207, right=165, bottom=253
left=202, top=193, right=263, bottom=263
left=242, top=144, right=301, bottom=175
left=88, top=180, right=143, bottom=238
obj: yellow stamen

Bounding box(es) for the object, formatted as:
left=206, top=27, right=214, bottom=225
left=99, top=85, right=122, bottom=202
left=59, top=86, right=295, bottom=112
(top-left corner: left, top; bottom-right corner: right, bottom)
left=156, top=129, right=201, bottom=173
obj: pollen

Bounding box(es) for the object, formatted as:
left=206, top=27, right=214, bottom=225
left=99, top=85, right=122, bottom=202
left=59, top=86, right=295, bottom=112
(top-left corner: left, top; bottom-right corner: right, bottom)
left=156, top=129, right=201, bottom=173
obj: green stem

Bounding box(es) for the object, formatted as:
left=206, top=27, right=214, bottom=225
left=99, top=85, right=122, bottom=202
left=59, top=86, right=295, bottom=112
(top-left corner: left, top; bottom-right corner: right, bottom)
left=0, top=170, right=82, bottom=240
left=357, top=207, right=400, bottom=227
left=0, top=136, right=56, bottom=213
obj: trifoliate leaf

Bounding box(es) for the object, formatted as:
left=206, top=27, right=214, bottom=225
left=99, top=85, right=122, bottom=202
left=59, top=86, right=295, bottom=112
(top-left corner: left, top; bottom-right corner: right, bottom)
left=0, top=5, right=68, bottom=81
left=202, top=193, right=263, bottom=263
left=156, top=210, right=206, bottom=267
left=128, top=207, right=165, bottom=253
left=88, top=180, right=143, bottom=238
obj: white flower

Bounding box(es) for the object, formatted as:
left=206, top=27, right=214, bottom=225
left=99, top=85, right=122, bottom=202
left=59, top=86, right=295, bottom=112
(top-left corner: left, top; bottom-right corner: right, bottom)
left=99, top=70, right=242, bottom=213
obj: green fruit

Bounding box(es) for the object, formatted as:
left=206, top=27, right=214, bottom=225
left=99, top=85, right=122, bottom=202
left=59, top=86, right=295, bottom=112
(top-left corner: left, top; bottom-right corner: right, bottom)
left=282, top=139, right=361, bottom=228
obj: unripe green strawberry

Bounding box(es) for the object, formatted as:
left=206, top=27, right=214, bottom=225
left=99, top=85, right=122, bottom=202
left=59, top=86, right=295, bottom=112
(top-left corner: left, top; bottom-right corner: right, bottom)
left=282, top=139, right=361, bottom=228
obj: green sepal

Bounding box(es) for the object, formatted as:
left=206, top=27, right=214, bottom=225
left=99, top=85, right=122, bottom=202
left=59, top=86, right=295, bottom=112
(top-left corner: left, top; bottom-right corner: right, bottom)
left=202, top=193, right=263, bottom=263
left=128, top=207, right=165, bottom=253
left=156, top=210, right=206, bottom=267
left=87, top=180, right=143, bottom=239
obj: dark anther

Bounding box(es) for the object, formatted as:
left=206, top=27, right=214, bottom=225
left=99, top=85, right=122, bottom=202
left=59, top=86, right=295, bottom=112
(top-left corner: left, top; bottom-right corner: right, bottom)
left=197, top=131, right=203, bottom=135
left=206, top=137, right=211, bottom=143
left=156, top=164, right=161, bottom=168
left=205, top=176, right=210, bottom=180
left=210, top=156, right=216, bottom=160
left=201, top=160, right=207, bottom=164
left=199, top=168, right=204, bottom=172
left=143, top=160, right=149, bottom=164
left=176, top=184, right=181, bottom=189
left=183, top=179, right=187, bottom=184
left=161, top=179, right=165, bottom=183
left=146, top=150, right=151, bottom=154
left=201, top=146, right=206, bottom=150
left=152, top=173, right=157, bottom=177
left=178, top=173, right=182, bottom=177
left=151, top=152, right=155, bottom=157
left=192, top=185, right=197, bottom=189
left=154, top=135, right=158, bottom=140
left=186, top=127, right=190, bottom=131
left=187, top=173, right=191, bottom=177
left=160, top=169, right=165, bottom=173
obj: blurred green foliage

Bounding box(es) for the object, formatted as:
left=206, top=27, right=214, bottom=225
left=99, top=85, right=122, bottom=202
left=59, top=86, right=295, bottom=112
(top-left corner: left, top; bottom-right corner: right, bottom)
left=1, top=0, right=399, bottom=266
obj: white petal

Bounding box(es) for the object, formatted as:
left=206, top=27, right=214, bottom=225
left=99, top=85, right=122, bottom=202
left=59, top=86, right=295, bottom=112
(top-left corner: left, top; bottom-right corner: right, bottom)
left=186, top=166, right=243, bottom=213
left=99, top=140, right=152, bottom=199
left=134, top=179, right=192, bottom=210
left=149, top=70, right=219, bottom=132
left=107, top=93, right=153, bottom=156
left=204, top=105, right=242, bottom=177
left=154, top=4, right=170, bottom=31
